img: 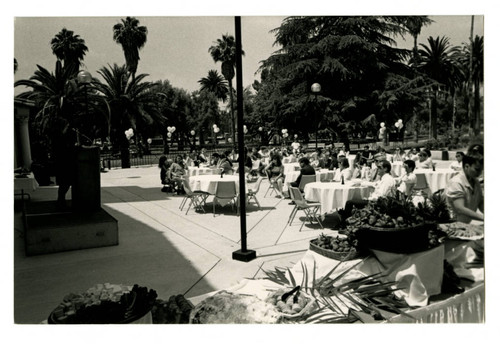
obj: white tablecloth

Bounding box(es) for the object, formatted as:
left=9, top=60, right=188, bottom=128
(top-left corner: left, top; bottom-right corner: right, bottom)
left=414, top=168, right=458, bottom=193
left=303, top=180, right=371, bottom=214
left=188, top=175, right=240, bottom=195
left=283, top=162, right=300, bottom=175
left=284, top=169, right=335, bottom=189
left=283, top=156, right=297, bottom=164
left=187, top=166, right=220, bottom=177
left=14, top=173, right=38, bottom=193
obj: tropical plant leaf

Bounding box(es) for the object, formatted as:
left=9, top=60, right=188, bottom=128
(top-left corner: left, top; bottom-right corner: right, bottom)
left=286, top=267, right=296, bottom=287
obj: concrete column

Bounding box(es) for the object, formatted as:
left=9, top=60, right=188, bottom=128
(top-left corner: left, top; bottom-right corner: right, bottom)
left=14, top=109, right=32, bottom=170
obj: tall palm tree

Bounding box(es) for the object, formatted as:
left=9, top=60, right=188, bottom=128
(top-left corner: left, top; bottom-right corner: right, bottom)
left=112, top=17, right=148, bottom=82
left=208, top=34, right=244, bottom=147
left=198, top=70, right=228, bottom=102
left=50, top=28, right=89, bottom=77
left=93, top=63, right=161, bottom=168
left=462, top=35, right=483, bottom=136
left=418, top=36, right=460, bottom=139
left=403, top=16, right=433, bottom=66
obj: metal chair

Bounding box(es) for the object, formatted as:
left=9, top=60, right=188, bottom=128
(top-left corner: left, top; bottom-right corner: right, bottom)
left=264, top=170, right=279, bottom=197
left=213, top=181, right=238, bottom=216
left=179, top=178, right=210, bottom=215
left=298, top=174, right=316, bottom=192
left=411, top=173, right=430, bottom=198
left=246, top=176, right=264, bottom=209
left=288, top=186, right=323, bottom=231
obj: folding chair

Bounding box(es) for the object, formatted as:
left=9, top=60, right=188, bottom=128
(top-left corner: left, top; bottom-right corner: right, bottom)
left=264, top=170, right=279, bottom=197
left=246, top=176, right=264, bottom=209
left=179, top=179, right=210, bottom=215
left=213, top=181, right=238, bottom=216
left=287, top=186, right=323, bottom=231
left=298, top=174, right=316, bottom=192
left=411, top=173, right=430, bottom=198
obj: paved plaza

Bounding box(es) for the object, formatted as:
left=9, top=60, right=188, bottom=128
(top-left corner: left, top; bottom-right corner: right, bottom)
left=13, top=166, right=340, bottom=323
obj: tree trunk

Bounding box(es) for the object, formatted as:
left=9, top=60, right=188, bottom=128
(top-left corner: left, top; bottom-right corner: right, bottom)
left=120, top=137, right=131, bottom=168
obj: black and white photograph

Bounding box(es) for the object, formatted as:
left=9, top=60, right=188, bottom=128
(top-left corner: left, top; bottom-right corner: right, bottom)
left=5, top=0, right=498, bottom=343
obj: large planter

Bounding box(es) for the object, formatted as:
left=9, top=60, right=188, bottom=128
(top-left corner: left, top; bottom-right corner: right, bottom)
left=355, top=222, right=437, bottom=254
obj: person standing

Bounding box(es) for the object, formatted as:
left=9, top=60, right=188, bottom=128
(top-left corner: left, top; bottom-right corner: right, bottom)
left=445, top=152, right=484, bottom=223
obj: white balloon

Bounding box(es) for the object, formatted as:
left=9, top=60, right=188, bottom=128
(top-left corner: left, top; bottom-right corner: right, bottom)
left=172, top=126, right=176, bottom=132
left=213, top=124, right=217, bottom=128
left=398, top=119, right=403, bottom=123
left=167, top=126, right=172, bottom=132
left=147, top=138, right=152, bottom=144
left=190, top=130, right=195, bottom=136
left=167, top=132, right=172, bottom=138
left=380, top=122, right=385, bottom=128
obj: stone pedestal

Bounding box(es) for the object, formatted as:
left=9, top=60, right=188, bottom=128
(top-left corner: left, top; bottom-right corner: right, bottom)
left=72, top=146, right=101, bottom=211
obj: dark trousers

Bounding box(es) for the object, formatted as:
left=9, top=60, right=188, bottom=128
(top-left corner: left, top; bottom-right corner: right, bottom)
left=343, top=199, right=369, bottom=219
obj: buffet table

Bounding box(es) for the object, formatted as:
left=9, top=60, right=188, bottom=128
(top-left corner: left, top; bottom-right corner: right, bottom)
left=303, top=180, right=371, bottom=215
left=414, top=168, right=458, bottom=193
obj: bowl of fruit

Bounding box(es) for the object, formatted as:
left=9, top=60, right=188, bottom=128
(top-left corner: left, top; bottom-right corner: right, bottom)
left=309, top=234, right=362, bottom=261
left=346, top=195, right=441, bottom=254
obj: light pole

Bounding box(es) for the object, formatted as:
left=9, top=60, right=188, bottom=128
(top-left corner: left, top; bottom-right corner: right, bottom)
left=77, top=70, right=92, bottom=145
left=311, top=83, right=321, bottom=149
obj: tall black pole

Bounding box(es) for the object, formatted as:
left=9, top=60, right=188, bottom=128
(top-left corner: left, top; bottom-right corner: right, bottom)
left=232, top=16, right=256, bottom=262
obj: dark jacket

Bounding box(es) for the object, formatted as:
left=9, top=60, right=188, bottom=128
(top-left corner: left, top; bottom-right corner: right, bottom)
left=292, top=164, right=316, bottom=187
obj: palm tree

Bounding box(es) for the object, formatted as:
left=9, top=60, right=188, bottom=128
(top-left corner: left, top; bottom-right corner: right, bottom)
left=463, top=35, right=483, bottom=136
left=418, top=36, right=460, bottom=139
left=93, top=63, right=162, bottom=168
left=403, top=16, right=433, bottom=66
left=50, top=28, right=89, bottom=77
left=198, top=70, right=228, bottom=102
left=208, top=34, right=244, bottom=148
left=112, top=17, right=148, bottom=82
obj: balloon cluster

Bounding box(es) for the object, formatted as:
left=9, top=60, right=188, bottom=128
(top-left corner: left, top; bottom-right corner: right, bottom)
left=282, top=129, right=289, bottom=138
left=213, top=124, right=220, bottom=134
left=125, top=128, right=134, bottom=140
left=395, top=119, right=404, bottom=129
left=167, top=126, right=176, bottom=138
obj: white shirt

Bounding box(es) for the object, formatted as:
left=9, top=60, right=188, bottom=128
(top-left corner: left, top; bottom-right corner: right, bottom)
left=416, top=157, right=434, bottom=169
left=450, top=160, right=463, bottom=171
left=368, top=173, right=396, bottom=200
left=397, top=171, right=417, bottom=195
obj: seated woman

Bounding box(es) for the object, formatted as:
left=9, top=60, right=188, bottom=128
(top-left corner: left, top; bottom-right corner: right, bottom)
left=415, top=149, right=434, bottom=169
left=170, top=155, right=187, bottom=194
left=217, top=153, right=234, bottom=175
left=334, top=157, right=352, bottom=182
left=392, top=146, right=405, bottom=162
left=158, top=155, right=173, bottom=192
left=265, top=154, right=286, bottom=198
left=407, top=147, right=420, bottom=162
left=450, top=151, right=464, bottom=171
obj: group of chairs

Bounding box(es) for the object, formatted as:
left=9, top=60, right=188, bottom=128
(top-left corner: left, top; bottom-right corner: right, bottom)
left=178, top=171, right=324, bottom=231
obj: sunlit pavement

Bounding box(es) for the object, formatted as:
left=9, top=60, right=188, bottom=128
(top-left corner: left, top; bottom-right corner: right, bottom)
left=13, top=166, right=338, bottom=323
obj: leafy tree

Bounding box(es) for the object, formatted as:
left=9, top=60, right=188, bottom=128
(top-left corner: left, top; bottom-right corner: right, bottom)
left=256, top=16, right=412, bottom=144
left=93, top=63, right=161, bottom=168
left=50, top=28, right=89, bottom=77
left=112, top=17, right=148, bottom=81
left=191, top=90, right=221, bottom=146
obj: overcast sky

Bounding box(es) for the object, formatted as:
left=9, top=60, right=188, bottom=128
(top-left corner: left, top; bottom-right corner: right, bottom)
left=13, top=15, right=483, bottom=96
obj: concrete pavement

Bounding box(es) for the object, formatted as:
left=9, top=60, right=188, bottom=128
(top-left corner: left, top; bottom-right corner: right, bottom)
left=13, top=166, right=338, bottom=323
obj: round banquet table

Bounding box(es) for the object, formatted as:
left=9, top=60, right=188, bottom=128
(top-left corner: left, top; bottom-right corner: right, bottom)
left=187, top=166, right=220, bottom=177
left=283, top=162, right=300, bottom=175
left=284, top=169, right=335, bottom=189
left=188, top=174, right=240, bottom=195
left=414, top=168, right=458, bottom=193
left=303, top=180, right=371, bottom=215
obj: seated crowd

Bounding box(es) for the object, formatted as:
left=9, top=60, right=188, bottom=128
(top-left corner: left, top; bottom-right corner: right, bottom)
left=157, top=141, right=484, bottom=227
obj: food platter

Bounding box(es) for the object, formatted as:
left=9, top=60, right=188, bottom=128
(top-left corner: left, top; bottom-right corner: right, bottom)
left=439, top=222, right=484, bottom=241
